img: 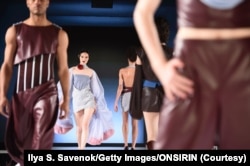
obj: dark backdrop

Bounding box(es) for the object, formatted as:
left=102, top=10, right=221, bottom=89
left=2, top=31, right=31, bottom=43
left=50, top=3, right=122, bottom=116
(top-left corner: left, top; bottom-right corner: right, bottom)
left=0, top=0, right=177, bottom=148
left=52, top=25, right=146, bottom=146
left=0, top=25, right=147, bottom=148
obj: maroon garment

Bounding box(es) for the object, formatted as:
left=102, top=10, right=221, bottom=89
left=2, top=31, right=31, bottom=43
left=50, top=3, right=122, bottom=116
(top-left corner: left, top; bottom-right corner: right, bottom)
left=16, top=53, right=56, bottom=92
left=5, top=22, right=60, bottom=165
left=177, top=0, right=250, bottom=28
left=155, top=0, right=250, bottom=150
left=155, top=38, right=250, bottom=149
left=14, top=23, right=60, bottom=64
left=6, top=80, right=58, bottom=164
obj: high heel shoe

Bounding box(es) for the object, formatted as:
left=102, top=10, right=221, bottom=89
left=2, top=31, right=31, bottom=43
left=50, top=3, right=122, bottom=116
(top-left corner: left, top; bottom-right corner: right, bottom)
left=146, top=141, right=155, bottom=150
left=124, top=146, right=129, bottom=150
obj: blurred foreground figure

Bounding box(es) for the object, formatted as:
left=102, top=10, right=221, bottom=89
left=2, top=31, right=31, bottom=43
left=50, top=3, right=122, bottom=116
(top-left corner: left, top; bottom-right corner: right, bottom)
left=133, top=0, right=250, bottom=149
left=0, top=0, right=70, bottom=165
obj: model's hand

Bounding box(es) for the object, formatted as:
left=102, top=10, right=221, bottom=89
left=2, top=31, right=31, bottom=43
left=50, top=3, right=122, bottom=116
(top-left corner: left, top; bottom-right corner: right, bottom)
left=158, top=58, right=194, bottom=101
left=59, top=100, right=69, bottom=119
left=114, top=103, right=118, bottom=112
left=0, top=97, right=10, bottom=118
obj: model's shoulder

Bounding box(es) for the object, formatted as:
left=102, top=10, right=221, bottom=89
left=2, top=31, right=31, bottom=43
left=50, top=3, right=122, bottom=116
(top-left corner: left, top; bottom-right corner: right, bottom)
left=12, top=21, right=23, bottom=26
left=119, top=67, right=129, bottom=75
left=10, top=21, right=24, bottom=31
left=69, top=66, right=77, bottom=72
left=56, top=24, right=68, bottom=37
left=50, top=23, right=65, bottom=35
left=121, top=65, right=134, bottom=71
left=84, top=67, right=95, bottom=78
left=51, top=23, right=62, bottom=29
left=86, top=67, right=94, bottom=72
left=5, top=22, right=22, bottom=36
left=119, top=67, right=126, bottom=72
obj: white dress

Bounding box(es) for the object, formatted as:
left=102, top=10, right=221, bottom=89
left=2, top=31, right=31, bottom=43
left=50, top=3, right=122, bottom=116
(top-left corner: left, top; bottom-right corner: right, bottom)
left=72, top=74, right=95, bottom=112
left=54, top=67, right=114, bottom=145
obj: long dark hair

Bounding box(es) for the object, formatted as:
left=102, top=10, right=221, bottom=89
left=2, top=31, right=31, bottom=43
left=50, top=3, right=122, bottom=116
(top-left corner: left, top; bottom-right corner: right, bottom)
left=155, top=16, right=170, bottom=44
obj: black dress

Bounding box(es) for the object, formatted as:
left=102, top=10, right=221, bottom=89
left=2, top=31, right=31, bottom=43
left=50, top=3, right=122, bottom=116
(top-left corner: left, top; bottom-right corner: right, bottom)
left=129, top=45, right=172, bottom=119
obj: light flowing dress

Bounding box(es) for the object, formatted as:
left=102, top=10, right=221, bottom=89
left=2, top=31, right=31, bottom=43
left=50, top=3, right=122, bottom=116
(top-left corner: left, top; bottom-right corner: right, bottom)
left=54, top=67, right=114, bottom=145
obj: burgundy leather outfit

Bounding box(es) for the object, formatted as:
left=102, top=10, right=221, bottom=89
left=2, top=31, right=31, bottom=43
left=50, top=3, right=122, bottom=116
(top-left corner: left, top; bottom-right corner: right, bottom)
left=5, top=22, right=60, bottom=164
left=155, top=0, right=250, bottom=149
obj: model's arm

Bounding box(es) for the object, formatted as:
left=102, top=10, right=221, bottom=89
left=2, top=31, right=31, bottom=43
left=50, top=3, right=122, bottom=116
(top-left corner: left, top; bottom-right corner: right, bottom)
left=0, top=26, right=17, bottom=117
left=114, top=69, right=123, bottom=112
left=133, top=0, right=194, bottom=101
left=56, top=29, right=70, bottom=119
left=134, top=0, right=164, bottom=69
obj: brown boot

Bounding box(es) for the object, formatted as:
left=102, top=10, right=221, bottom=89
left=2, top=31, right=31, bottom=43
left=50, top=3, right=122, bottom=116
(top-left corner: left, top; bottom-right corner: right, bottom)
left=146, top=140, right=155, bottom=150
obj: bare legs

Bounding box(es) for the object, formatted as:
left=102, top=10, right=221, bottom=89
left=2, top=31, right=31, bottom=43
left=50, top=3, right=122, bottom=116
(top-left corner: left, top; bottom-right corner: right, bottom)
left=143, top=112, right=159, bottom=149
left=122, top=111, right=129, bottom=148
left=131, top=118, right=138, bottom=149
left=74, top=108, right=95, bottom=149
left=122, top=111, right=138, bottom=149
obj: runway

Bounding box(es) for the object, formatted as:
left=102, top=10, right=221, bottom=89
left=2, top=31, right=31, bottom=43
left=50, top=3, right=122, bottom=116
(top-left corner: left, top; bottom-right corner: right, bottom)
left=0, top=144, right=146, bottom=166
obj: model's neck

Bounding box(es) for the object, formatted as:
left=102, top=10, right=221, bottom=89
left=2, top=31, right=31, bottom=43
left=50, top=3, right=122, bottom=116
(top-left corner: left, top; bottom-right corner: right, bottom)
left=128, top=62, right=135, bottom=67
left=25, top=16, right=50, bottom=26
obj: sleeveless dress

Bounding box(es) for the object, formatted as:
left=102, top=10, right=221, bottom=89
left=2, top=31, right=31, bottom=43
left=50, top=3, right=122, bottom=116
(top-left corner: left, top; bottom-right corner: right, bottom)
left=6, top=22, right=60, bottom=164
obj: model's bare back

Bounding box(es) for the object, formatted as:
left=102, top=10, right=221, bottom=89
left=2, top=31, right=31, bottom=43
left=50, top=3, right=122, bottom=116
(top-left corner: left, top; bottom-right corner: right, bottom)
left=121, top=66, right=135, bottom=87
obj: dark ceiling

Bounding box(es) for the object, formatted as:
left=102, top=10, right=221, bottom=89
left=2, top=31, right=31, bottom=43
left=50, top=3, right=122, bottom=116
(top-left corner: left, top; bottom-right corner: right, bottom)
left=0, top=0, right=176, bottom=27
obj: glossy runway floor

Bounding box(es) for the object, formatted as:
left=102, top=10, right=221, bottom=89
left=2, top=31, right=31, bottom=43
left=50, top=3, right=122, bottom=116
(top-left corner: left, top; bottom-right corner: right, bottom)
left=0, top=145, right=146, bottom=166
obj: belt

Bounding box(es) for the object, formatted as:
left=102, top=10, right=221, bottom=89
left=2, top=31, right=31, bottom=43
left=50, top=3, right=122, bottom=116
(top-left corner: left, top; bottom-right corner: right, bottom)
left=143, top=80, right=161, bottom=88
left=122, top=87, right=133, bottom=93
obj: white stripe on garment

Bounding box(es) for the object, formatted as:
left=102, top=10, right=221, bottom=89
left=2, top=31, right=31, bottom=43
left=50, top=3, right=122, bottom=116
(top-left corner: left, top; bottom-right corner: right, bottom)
left=39, top=54, right=43, bottom=84
left=23, top=60, right=27, bottom=91
left=16, top=64, right=20, bottom=93
left=31, top=56, right=36, bottom=88
left=47, top=54, right=51, bottom=81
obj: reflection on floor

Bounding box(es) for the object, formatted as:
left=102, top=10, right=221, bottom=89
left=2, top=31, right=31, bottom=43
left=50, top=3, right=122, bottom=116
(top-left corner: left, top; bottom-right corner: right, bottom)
left=0, top=145, right=146, bottom=166
left=52, top=146, right=146, bottom=150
